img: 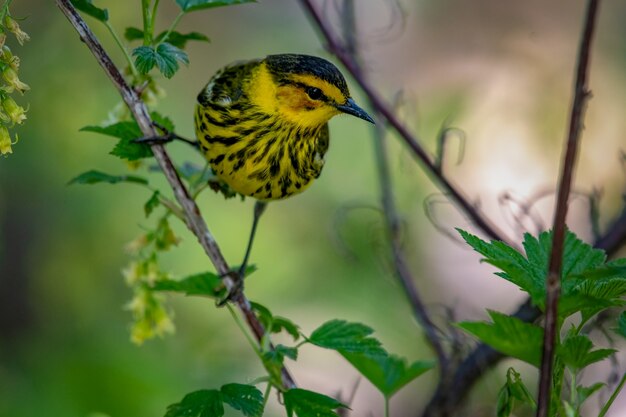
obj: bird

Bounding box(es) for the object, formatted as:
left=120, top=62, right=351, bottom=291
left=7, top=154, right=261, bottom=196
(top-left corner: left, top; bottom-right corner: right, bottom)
left=194, top=53, right=374, bottom=284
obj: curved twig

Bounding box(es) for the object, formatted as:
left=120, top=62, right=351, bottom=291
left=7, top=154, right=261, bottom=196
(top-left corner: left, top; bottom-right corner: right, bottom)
left=55, top=0, right=296, bottom=390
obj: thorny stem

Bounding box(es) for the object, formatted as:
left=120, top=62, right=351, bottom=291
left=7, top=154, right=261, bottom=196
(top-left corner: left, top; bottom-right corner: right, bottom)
left=55, top=0, right=296, bottom=390
left=339, top=0, right=449, bottom=377
left=537, top=1, right=599, bottom=416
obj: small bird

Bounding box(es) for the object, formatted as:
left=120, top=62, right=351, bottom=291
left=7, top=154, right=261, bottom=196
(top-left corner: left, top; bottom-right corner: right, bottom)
left=194, top=54, right=374, bottom=280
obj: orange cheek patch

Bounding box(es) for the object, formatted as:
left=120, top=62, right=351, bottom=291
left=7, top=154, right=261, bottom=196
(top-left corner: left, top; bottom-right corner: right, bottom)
left=277, top=86, right=321, bottom=111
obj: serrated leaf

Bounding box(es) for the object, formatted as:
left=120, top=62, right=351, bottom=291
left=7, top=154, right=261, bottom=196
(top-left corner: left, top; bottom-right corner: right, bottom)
left=68, top=170, right=148, bottom=186
left=136, top=43, right=190, bottom=79
left=457, top=310, right=543, bottom=367
left=152, top=271, right=224, bottom=298
left=144, top=191, right=160, bottom=217
left=342, top=351, right=434, bottom=397
left=283, top=389, right=347, bottom=417
left=176, top=0, right=256, bottom=13
left=81, top=122, right=152, bottom=161
left=165, top=389, right=224, bottom=417
left=220, top=383, right=263, bottom=417
left=577, top=382, right=605, bottom=404
left=308, top=320, right=385, bottom=356
left=156, top=30, right=210, bottom=48
left=124, top=26, right=144, bottom=41
left=132, top=46, right=157, bottom=74
left=558, top=335, right=616, bottom=371
left=70, top=0, right=108, bottom=22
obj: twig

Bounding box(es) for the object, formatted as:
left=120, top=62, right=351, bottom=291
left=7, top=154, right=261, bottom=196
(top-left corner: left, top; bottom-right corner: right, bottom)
left=55, top=0, right=296, bottom=390
left=538, top=1, right=600, bottom=415
left=338, top=0, right=449, bottom=374
left=299, top=0, right=510, bottom=246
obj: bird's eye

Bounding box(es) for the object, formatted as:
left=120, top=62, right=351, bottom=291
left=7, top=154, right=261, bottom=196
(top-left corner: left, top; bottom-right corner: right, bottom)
left=305, top=87, right=323, bottom=101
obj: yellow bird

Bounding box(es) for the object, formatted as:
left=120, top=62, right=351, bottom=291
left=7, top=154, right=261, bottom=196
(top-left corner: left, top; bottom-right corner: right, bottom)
left=194, top=54, right=374, bottom=279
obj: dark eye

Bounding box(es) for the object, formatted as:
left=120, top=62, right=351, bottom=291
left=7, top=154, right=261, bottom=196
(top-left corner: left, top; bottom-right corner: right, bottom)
left=306, top=87, right=323, bottom=100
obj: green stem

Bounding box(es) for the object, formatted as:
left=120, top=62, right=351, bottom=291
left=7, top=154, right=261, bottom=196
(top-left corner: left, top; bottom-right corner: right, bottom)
left=104, top=21, right=138, bottom=78
left=159, top=11, right=185, bottom=44
left=141, top=0, right=153, bottom=45
left=384, top=396, right=390, bottom=417
left=598, top=371, right=626, bottom=417
left=262, top=381, right=273, bottom=410
left=150, top=0, right=161, bottom=36
left=570, top=370, right=577, bottom=412
left=227, top=303, right=263, bottom=359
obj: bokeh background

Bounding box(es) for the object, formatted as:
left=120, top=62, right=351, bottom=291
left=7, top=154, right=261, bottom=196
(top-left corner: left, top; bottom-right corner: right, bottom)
left=1, top=0, right=625, bottom=416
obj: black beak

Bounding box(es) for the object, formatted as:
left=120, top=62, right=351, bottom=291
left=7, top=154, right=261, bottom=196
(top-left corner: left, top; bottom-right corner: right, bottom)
left=336, top=98, right=375, bottom=124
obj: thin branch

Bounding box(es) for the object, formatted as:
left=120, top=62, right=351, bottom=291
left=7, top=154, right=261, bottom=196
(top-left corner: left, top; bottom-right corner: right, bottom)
left=538, top=1, right=600, bottom=415
left=299, top=0, right=510, bottom=246
left=338, top=0, right=448, bottom=374
left=55, top=0, right=296, bottom=390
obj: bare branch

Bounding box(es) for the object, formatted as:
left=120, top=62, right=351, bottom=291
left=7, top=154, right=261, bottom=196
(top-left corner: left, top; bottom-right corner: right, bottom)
left=538, top=1, right=600, bottom=415
left=338, top=0, right=449, bottom=374
left=55, top=0, right=296, bottom=390
left=299, top=0, right=510, bottom=246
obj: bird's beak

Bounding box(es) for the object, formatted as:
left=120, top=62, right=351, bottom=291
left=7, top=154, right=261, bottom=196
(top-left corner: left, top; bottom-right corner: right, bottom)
left=336, top=98, right=375, bottom=124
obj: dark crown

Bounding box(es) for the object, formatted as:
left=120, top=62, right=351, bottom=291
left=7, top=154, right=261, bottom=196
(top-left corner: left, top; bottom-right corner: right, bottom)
left=265, top=54, right=350, bottom=97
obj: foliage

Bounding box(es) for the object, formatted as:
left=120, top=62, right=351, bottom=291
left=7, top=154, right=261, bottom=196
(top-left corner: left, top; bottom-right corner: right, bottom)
left=0, top=0, right=30, bottom=155
left=458, top=229, right=626, bottom=416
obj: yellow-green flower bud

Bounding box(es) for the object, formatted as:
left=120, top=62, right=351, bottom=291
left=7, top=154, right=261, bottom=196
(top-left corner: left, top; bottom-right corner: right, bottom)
left=4, top=15, right=29, bottom=45
left=0, top=125, right=12, bottom=155
left=0, top=32, right=6, bottom=50
left=2, top=67, right=28, bottom=93
left=2, top=96, right=26, bottom=125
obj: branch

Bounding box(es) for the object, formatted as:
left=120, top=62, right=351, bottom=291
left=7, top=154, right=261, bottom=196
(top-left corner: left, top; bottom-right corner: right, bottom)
left=338, top=0, right=449, bottom=375
left=55, top=0, right=296, bottom=390
left=538, top=1, right=600, bottom=415
left=299, top=0, right=509, bottom=246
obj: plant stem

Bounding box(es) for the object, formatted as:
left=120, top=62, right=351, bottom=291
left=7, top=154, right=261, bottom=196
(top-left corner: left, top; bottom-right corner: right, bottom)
left=160, top=11, right=185, bottom=44
left=150, top=0, right=161, bottom=37
left=598, top=371, right=626, bottom=417
left=262, top=381, right=273, bottom=410
left=141, top=0, right=153, bottom=46
left=227, top=303, right=262, bottom=357
left=385, top=396, right=390, bottom=417
left=537, top=1, right=600, bottom=416
left=104, top=21, right=139, bottom=78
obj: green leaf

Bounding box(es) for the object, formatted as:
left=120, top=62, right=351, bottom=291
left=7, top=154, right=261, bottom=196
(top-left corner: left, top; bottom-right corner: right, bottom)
left=175, top=0, right=256, bottom=13
left=153, top=271, right=224, bottom=298
left=124, top=26, right=144, bottom=41
left=165, top=389, right=224, bottom=417
left=283, top=389, right=347, bottom=417
left=154, top=218, right=179, bottom=251
left=271, top=317, right=300, bottom=340
left=80, top=122, right=152, bottom=161
left=68, top=170, right=148, bottom=186
left=144, top=191, right=160, bottom=217
left=457, top=310, right=543, bottom=367
left=308, top=320, right=385, bottom=356
left=342, top=351, right=434, bottom=397
left=220, top=383, right=263, bottom=417
left=558, top=335, right=616, bottom=372
left=151, top=111, right=176, bottom=132
left=156, top=30, right=210, bottom=48
left=576, top=382, right=605, bottom=404
left=133, top=43, right=189, bottom=79
left=615, top=311, right=626, bottom=339
left=263, top=344, right=298, bottom=374
left=132, top=46, right=158, bottom=74
left=70, top=0, right=108, bottom=22
left=496, top=368, right=536, bottom=417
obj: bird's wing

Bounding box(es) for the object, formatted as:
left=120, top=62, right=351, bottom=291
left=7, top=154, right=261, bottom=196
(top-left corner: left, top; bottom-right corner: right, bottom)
left=197, top=59, right=261, bottom=108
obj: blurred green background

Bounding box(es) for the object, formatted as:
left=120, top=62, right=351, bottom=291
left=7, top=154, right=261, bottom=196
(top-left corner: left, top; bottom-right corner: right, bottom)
left=1, top=0, right=626, bottom=416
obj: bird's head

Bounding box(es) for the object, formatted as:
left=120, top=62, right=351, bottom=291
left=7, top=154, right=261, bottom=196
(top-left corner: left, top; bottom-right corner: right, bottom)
left=256, top=54, right=374, bottom=128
